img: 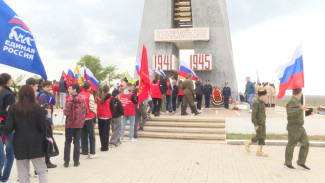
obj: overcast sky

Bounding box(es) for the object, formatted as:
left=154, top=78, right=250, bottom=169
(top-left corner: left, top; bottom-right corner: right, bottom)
left=2, top=0, right=325, bottom=95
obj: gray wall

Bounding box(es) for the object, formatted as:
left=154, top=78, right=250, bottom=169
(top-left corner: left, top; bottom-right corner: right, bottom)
left=192, top=0, right=238, bottom=99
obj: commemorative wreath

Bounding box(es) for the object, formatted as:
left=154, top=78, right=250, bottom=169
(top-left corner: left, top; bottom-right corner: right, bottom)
left=211, top=86, right=224, bottom=106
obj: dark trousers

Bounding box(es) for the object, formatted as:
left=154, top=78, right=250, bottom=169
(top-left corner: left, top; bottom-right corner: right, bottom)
left=45, top=128, right=53, bottom=164
left=136, top=103, right=148, bottom=129
left=81, top=119, right=96, bottom=155
left=64, top=128, right=82, bottom=163
left=196, top=94, right=203, bottom=110
left=172, top=95, right=177, bottom=111
left=152, top=98, right=162, bottom=114
left=176, top=95, right=183, bottom=108
left=166, top=95, right=172, bottom=112
left=204, top=95, right=211, bottom=108
left=147, top=100, right=154, bottom=114
left=98, top=118, right=110, bottom=151
left=224, top=97, right=229, bottom=109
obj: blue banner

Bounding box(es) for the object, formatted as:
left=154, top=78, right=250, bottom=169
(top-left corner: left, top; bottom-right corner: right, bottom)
left=0, top=0, right=47, bottom=79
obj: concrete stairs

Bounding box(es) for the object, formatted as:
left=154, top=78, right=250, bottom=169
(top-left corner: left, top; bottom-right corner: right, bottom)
left=95, top=115, right=226, bottom=143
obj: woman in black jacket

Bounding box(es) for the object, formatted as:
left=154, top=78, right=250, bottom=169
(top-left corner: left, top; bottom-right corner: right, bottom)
left=5, top=85, right=49, bottom=183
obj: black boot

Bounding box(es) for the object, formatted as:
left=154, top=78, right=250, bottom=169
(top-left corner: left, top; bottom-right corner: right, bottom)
left=190, top=105, right=200, bottom=115
left=181, top=106, right=188, bottom=115
left=46, top=162, right=57, bottom=168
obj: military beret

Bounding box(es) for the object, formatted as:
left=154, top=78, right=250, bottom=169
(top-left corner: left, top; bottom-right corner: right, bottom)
left=225, top=82, right=228, bottom=84
left=258, top=89, right=267, bottom=96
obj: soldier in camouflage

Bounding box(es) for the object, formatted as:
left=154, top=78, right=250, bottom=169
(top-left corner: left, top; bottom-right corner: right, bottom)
left=284, top=88, right=312, bottom=170
left=244, top=89, right=268, bottom=157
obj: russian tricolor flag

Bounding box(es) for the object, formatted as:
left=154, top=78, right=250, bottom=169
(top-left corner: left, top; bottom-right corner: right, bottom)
left=66, top=69, right=75, bottom=81
left=179, top=60, right=199, bottom=81
left=135, top=57, right=153, bottom=76
left=276, top=44, right=304, bottom=99
left=84, top=65, right=99, bottom=92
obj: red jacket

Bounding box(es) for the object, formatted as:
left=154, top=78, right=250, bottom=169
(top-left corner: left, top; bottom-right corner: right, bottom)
left=177, top=89, right=184, bottom=96
left=150, top=80, right=162, bottom=99
left=64, top=94, right=89, bottom=128
left=166, top=81, right=171, bottom=95
left=120, top=92, right=136, bottom=116
left=79, top=90, right=95, bottom=119
left=52, top=84, right=59, bottom=97
left=97, top=95, right=112, bottom=118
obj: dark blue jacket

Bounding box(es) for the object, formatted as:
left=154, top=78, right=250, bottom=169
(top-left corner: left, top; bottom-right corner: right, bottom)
left=203, top=84, right=213, bottom=95
left=59, top=79, right=67, bottom=93
left=37, top=90, right=55, bottom=125
left=222, top=86, right=231, bottom=98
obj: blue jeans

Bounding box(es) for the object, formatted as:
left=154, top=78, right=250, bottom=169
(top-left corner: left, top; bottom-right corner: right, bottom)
left=168, top=93, right=173, bottom=112
left=248, top=94, right=254, bottom=109
left=0, top=132, right=14, bottom=182
left=121, top=116, right=135, bottom=140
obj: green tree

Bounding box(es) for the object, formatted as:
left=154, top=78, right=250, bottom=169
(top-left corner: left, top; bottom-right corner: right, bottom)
left=78, top=54, right=125, bottom=88
left=11, top=74, right=26, bottom=97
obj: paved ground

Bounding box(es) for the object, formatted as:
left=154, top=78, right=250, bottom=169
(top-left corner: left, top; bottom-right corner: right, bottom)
left=7, top=135, right=325, bottom=183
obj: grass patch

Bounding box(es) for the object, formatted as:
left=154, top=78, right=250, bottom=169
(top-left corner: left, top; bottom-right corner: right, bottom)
left=54, top=125, right=65, bottom=132
left=227, top=133, right=325, bottom=142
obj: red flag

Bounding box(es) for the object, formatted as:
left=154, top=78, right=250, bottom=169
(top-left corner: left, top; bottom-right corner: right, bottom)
left=61, top=70, right=67, bottom=78
left=137, top=45, right=151, bottom=105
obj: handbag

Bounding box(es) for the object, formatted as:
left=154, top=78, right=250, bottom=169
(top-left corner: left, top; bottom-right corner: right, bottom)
left=44, top=137, right=59, bottom=157
left=44, top=124, right=59, bottom=157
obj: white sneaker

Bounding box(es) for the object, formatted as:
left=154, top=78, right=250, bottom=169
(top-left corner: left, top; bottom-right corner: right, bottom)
left=89, top=154, right=99, bottom=159
left=249, top=109, right=252, bottom=113
left=130, top=138, right=137, bottom=142
left=81, top=154, right=89, bottom=159
left=120, top=138, right=124, bottom=142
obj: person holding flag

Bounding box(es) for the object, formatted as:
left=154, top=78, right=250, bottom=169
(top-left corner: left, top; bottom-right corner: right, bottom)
left=36, top=80, right=57, bottom=169
left=276, top=44, right=313, bottom=169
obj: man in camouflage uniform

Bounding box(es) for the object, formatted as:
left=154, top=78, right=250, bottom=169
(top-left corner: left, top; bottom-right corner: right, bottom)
left=181, top=73, right=200, bottom=116
left=284, top=88, right=312, bottom=170
left=244, top=89, right=268, bottom=157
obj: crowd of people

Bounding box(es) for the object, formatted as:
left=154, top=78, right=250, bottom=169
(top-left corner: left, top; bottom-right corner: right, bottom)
left=0, top=72, right=314, bottom=183
left=0, top=71, right=230, bottom=183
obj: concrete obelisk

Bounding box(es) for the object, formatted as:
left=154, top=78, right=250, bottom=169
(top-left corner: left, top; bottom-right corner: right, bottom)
left=136, top=0, right=238, bottom=101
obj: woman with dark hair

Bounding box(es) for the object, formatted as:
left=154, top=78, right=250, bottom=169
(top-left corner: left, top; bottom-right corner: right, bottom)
left=96, top=85, right=112, bottom=151
left=4, top=85, right=49, bottom=183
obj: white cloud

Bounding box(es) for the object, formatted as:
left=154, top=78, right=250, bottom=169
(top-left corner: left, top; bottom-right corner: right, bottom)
left=2, top=0, right=325, bottom=95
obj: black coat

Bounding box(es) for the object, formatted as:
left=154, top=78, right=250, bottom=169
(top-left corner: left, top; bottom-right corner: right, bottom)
left=0, top=86, right=15, bottom=125
left=195, top=81, right=204, bottom=95
left=110, top=98, right=124, bottom=118
left=159, top=79, right=168, bottom=94
left=4, top=104, right=47, bottom=160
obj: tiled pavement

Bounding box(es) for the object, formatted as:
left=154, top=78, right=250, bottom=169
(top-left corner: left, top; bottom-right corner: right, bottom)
left=7, top=135, right=325, bottom=183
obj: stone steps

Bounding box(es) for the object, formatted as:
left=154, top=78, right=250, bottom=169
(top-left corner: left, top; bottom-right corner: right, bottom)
left=144, top=121, right=225, bottom=128
left=125, top=126, right=225, bottom=134
left=95, top=116, right=226, bottom=142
